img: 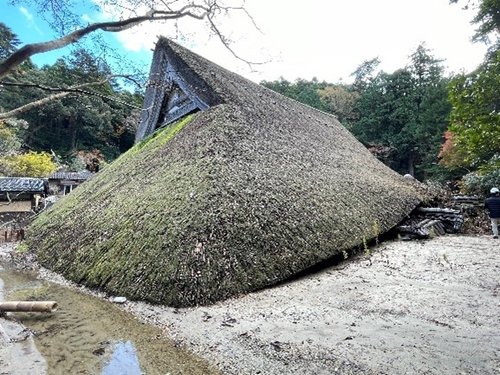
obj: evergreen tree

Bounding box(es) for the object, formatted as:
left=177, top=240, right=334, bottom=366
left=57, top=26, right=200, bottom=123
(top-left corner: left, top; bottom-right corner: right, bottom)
left=351, top=45, right=450, bottom=179
left=0, top=22, right=20, bottom=60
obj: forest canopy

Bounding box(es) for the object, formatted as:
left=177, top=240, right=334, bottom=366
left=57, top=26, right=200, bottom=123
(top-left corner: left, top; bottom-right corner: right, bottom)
left=0, top=22, right=141, bottom=167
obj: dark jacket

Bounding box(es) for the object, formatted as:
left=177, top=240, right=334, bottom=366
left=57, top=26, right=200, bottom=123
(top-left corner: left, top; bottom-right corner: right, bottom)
left=485, top=195, right=500, bottom=218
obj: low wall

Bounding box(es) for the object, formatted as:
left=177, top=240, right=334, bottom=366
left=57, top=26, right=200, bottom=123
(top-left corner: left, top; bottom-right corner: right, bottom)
left=0, top=201, right=32, bottom=213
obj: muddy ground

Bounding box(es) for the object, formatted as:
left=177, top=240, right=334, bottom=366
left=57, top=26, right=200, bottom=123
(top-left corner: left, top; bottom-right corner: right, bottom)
left=0, top=243, right=47, bottom=374
left=1, top=235, right=500, bottom=374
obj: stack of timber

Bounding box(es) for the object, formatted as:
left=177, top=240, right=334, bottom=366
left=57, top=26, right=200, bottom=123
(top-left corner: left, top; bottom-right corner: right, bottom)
left=450, top=195, right=490, bottom=234
left=451, top=195, right=484, bottom=211
left=450, top=195, right=483, bottom=215
left=450, top=195, right=482, bottom=206
left=396, top=206, right=464, bottom=239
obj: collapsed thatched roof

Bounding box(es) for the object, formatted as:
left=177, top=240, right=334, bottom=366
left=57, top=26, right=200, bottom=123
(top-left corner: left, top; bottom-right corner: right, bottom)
left=27, top=38, right=425, bottom=307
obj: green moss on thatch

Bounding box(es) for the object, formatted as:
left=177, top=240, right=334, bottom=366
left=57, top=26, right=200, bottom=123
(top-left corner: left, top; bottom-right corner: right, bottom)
left=28, top=114, right=213, bottom=305
left=27, top=40, right=426, bottom=307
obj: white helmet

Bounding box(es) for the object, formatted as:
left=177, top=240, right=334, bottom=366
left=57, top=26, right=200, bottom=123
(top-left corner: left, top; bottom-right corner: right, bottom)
left=491, top=187, right=500, bottom=194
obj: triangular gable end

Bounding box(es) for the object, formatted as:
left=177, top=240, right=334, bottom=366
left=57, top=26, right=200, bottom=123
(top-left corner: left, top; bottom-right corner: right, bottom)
left=135, top=42, right=217, bottom=142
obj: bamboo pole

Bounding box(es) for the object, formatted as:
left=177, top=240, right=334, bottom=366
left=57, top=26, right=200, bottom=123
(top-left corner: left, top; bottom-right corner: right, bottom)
left=0, top=301, right=57, bottom=312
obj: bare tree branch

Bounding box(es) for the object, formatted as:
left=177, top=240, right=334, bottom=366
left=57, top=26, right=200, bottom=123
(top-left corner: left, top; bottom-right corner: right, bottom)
left=0, top=1, right=265, bottom=119
left=0, top=76, right=144, bottom=119
left=0, top=4, right=213, bottom=79
left=206, top=13, right=267, bottom=69
left=0, top=91, right=73, bottom=119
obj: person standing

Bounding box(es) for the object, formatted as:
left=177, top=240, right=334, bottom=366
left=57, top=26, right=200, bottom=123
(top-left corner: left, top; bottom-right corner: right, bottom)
left=485, top=187, right=500, bottom=239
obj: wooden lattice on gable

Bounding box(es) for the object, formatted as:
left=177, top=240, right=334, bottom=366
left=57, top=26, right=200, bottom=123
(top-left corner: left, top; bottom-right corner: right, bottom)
left=136, top=44, right=215, bottom=142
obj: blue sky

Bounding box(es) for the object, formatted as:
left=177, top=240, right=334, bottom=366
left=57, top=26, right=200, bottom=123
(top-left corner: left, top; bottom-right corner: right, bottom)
left=0, top=0, right=490, bottom=83
left=2, top=3, right=69, bottom=66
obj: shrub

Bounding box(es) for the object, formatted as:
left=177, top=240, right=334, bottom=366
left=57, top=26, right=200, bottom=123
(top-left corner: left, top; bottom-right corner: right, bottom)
left=2, top=151, right=57, bottom=177
left=461, top=168, right=500, bottom=195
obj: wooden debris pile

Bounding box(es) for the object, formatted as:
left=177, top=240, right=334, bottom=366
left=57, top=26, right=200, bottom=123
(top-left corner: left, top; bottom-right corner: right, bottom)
left=450, top=195, right=483, bottom=210
left=396, top=193, right=493, bottom=238
left=450, top=195, right=481, bottom=204
left=396, top=207, right=464, bottom=239
left=449, top=195, right=490, bottom=235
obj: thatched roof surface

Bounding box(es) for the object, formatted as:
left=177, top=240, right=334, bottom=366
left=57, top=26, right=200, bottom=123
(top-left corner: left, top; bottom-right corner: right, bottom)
left=27, top=39, right=426, bottom=307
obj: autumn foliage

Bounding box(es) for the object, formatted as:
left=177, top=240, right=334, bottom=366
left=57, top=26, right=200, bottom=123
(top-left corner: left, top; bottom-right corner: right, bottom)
left=438, top=130, right=467, bottom=169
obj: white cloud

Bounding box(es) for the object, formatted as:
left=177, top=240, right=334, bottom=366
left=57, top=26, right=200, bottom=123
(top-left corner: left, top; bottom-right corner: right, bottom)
left=89, top=0, right=489, bottom=83
left=19, top=5, right=44, bottom=35
left=81, top=14, right=94, bottom=23
left=19, top=6, right=33, bottom=21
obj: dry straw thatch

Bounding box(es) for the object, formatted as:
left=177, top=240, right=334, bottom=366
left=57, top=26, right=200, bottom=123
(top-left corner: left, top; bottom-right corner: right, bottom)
left=27, top=39, right=425, bottom=307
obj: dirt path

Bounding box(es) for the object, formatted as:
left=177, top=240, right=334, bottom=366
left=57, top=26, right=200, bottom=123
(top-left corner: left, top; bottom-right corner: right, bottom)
left=124, top=235, right=500, bottom=374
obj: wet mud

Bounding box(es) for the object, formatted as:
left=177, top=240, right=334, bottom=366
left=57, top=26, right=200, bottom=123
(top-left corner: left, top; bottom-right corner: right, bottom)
left=0, top=265, right=219, bottom=375
left=1, top=236, right=499, bottom=374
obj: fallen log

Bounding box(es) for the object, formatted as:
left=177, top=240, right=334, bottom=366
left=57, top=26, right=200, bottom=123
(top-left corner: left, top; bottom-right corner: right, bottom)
left=416, top=207, right=461, bottom=214
left=0, top=301, right=57, bottom=313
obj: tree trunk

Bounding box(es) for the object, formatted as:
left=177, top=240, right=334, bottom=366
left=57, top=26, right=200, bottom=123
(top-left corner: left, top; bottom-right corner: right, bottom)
left=69, top=116, right=78, bottom=150
left=407, top=152, right=415, bottom=176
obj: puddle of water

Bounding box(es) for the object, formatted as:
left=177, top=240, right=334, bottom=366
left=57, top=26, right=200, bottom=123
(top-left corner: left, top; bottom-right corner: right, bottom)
left=0, top=265, right=219, bottom=375
left=102, top=341, right=141, bottom=375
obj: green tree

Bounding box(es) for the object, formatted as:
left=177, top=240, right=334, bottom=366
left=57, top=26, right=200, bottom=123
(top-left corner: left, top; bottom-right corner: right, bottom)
left=0, top=47, right=140, bottom=161
left=408, top=45, right=452, bottom=177
left=450, top=0, right=500, bottom=42
left=447, top=48, right=500, bottom=170
left=351, top=57, right=381, bottom=92
left=351, top=45, right=450, bottom=178
left=28, top=50, right=139, bottom=158
left=0, top=118, right=26, bottom=157
left=351, top=69, right=419, bottom=174
left=261, top=78, right=328, bottom=111
left=261, top=78, right=361, bottom=127
left=0, top=22, right=21, bottom=60
left=443, top=0, right=499, bottom=175
left=317, top=85, right=359, bottom=127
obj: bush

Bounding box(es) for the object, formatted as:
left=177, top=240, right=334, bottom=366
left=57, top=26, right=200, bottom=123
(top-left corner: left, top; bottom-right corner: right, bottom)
left=461, top=169, right=500, bottom=195
left=2, top=151, right=57, bottom=177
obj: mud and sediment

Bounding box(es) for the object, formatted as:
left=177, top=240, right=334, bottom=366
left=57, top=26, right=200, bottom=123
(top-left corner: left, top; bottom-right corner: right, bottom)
left=1, top=235, right=499, bottom=374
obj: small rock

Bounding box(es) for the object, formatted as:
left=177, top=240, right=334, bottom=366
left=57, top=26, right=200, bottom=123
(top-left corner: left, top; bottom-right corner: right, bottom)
left=112, top=296, right=127, bottom=304
left=92, top=347, right=105, bottom=356
left=270, top=341, right=282, bottom=351
left=202, top=312, right=212, bottom=322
